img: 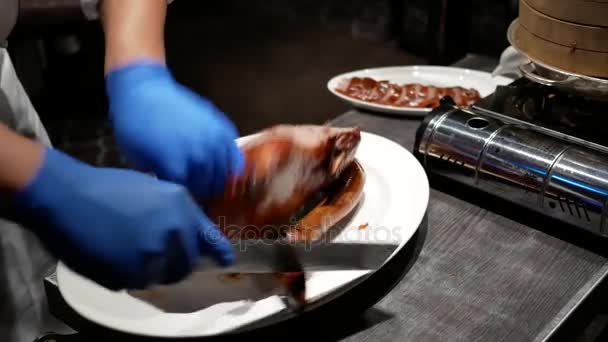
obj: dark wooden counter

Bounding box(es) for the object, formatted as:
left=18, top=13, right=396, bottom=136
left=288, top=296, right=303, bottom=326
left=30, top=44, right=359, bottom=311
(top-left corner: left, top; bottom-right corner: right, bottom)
left=325, top=109, right=608, bottom=342
left=39, top=55, right=608, bottom=342
left=42, top=104, right=608, bottom=342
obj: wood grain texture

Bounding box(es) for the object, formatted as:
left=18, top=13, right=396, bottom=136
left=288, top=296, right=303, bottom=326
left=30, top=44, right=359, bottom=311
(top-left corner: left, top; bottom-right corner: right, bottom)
left=39, top=55, right=608, bottom=341
left=40, top=109, right=608, bottom=342
left=328, top=110, right=608, bottom=342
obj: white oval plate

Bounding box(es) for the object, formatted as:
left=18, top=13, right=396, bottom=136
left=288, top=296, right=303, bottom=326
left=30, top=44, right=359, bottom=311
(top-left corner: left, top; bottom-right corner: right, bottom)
left=327, top=65, right=514, bottom=116
left=56, top=131, right=430, bottom=338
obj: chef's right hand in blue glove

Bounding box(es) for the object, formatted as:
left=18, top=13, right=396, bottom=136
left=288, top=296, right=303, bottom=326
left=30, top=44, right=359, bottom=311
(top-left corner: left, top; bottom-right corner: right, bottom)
left=106, top=61, right=244, bottom=200
left=12, top=147, right=234, bottom=290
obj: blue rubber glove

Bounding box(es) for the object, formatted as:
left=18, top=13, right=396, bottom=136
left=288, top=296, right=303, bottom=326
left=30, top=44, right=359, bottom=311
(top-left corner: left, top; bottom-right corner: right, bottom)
left=105, top=61, right=244, bottom=200
left=12, top=147, right=234, bottom=290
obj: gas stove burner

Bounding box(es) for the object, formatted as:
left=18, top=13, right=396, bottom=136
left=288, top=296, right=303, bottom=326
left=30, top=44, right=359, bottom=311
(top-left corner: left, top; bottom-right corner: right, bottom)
left=414, top=97, right=608, bottom=238
left=472, top=78, right=608, bottom=153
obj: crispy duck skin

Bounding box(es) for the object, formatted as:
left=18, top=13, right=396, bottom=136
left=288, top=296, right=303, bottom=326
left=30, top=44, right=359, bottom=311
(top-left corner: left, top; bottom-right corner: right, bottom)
left=203, top=124, right=362, bottom=305
left=206, top=124, right=361, bottom=239
left=335, top=76, right=482, bottom=108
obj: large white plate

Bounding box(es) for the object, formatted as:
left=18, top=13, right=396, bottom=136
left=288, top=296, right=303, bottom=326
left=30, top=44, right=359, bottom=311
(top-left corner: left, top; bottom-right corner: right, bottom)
left=327, top=65, right=514, bottom=116
left=56, top=131, right=430, bottom=338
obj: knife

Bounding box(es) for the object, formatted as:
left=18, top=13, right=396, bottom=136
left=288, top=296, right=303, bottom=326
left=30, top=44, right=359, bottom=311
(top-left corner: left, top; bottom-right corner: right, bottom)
left=195, top=240, right=399, bottom=273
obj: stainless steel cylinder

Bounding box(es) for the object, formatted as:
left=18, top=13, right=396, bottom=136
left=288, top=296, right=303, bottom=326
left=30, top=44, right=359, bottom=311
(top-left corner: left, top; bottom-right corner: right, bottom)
left=414, top=98, right=608, bottom=236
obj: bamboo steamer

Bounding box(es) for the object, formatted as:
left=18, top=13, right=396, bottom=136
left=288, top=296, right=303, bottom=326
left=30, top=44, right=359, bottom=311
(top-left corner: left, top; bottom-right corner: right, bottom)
left=512, top=0, right=608, bottom=78
left=524, top=0, right=608, bottom=27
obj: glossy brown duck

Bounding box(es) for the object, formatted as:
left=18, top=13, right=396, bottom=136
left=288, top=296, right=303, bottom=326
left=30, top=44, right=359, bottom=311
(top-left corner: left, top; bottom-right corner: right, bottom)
left=206, top=124, right=363, bottom=240
left=204, top=124, right=365, bottom=306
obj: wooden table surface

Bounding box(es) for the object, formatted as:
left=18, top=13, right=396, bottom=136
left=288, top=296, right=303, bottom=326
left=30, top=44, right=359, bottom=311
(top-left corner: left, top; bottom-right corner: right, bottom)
left=324, top=110, right=608, bottom=342
left=41, top=55, right=608, bottom=342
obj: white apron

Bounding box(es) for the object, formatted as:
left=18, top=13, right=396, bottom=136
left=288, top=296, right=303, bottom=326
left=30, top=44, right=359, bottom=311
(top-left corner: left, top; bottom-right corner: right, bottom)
left=0, top=1, right=176, bottom=340
left=1, top=1, right=73, bottom=341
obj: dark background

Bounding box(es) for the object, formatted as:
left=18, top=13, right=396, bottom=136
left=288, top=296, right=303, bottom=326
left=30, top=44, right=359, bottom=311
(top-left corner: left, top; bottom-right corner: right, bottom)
left=9, top=2, right=608, bottom=341
left=8, top=0, right=518, bottom=166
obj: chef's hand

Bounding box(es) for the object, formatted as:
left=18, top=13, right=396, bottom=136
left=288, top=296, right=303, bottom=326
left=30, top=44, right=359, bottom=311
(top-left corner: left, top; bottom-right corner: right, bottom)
left=12, top=147, right=234, bottom=290
left=105, top=60, right=244, bottom=199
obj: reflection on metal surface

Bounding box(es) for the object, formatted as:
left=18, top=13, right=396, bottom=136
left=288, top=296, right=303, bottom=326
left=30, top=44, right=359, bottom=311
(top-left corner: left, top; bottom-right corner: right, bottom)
left=414, top=98, right=608, bottom=236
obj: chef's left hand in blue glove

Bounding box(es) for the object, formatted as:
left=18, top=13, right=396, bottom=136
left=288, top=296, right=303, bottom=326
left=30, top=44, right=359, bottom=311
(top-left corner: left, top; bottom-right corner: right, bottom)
left=105, top=60, right=244, bottom=199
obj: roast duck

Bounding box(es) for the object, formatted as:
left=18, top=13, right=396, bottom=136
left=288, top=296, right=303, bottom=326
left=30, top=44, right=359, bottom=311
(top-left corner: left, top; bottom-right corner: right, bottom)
left=335, top=76, right=481, bottom=108
left=203, top=124, right=365, bottom=306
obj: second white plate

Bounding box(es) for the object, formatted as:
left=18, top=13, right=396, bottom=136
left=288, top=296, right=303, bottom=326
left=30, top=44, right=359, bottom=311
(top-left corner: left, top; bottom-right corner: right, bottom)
left=327, top=65, right=514, bottom=116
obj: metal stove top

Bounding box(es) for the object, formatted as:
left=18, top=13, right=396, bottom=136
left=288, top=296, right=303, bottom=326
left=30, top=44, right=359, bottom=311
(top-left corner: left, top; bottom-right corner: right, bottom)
left=414, top=88, right=608, bottom=237
left=471, top=78, right=608, bottom=153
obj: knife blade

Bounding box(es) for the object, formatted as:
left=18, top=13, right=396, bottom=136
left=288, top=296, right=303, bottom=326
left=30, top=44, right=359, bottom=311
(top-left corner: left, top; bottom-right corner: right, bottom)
left=195, top=240, right=399, bottom=273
